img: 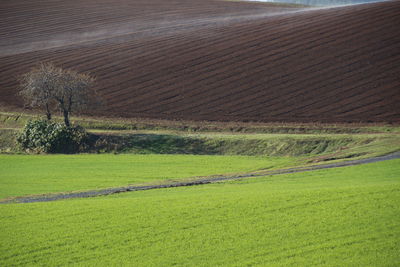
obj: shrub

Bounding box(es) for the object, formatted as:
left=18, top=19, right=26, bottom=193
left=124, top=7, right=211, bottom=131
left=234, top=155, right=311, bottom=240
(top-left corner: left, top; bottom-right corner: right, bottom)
left=17, top=120, right=88, bottom=153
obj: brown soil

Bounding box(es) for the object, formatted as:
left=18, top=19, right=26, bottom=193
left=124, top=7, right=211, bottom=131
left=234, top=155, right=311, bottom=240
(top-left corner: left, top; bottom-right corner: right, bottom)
left=0, top=0, right=399, bottom=123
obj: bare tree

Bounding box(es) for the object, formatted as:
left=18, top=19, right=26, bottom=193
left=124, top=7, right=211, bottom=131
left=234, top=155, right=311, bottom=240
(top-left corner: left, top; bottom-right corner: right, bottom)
left=51, top=66, right=96, bottom=127
left=20, top=62, right=97, bottom=127
left=19, top=62, right=58, bottom=120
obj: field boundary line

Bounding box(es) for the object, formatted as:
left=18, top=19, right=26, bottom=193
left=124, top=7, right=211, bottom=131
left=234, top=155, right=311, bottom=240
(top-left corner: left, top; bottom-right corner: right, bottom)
left=1, top=151, right=399, bottom=204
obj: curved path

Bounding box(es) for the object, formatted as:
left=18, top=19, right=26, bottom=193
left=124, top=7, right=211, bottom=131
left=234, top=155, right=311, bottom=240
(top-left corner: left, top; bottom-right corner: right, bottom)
left=2, top=152, right=399, bottom=204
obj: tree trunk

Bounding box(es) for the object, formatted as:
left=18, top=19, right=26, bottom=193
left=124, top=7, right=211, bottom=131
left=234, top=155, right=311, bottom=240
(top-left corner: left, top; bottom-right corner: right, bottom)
left=63, top=109, right=70, bottom=127
left=45, top=103, right=51, bottom=121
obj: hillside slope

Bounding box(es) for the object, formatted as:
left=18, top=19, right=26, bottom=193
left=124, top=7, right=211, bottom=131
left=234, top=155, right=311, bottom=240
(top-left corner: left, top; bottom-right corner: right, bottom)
left=0, top=0, right=399, bottom=123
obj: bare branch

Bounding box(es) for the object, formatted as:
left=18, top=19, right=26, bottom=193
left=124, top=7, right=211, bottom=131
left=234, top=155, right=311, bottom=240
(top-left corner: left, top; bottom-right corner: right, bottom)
left=19, top=62, right=99, bottom=127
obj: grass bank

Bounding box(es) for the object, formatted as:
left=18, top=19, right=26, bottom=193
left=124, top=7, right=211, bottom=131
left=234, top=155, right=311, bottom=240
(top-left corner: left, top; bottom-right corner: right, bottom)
left=1, top=159, right=399, bottom=266
left=88, top=132, right=400, bottom=159
left=1, top=111, right=399, bottom=160
left=1, top=111, right=399, bottom=134
left=2, top=128, right=399, bottom=160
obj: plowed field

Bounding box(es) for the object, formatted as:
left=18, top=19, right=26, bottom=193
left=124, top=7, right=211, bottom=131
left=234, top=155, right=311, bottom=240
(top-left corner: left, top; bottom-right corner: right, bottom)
left=1, top=0, right=399, bottom=123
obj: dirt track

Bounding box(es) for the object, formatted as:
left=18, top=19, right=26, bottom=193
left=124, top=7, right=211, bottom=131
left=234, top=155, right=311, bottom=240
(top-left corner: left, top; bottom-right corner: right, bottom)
left=0, top=0, right=399, bottom=123
left=2, top=151, right=399, bottom=204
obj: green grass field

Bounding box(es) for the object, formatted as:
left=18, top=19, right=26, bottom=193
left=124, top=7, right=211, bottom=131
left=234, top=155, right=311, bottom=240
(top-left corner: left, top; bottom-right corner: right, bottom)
left=0, top=154, right=296, bottom=199
left=1, top=159, right=399, bottom=266
left=1, top=111, right=399, bottom=265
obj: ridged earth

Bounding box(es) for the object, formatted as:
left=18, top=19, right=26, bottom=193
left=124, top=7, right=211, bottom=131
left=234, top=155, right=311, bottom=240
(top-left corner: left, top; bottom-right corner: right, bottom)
left=0, top=0, right=399, bottom=123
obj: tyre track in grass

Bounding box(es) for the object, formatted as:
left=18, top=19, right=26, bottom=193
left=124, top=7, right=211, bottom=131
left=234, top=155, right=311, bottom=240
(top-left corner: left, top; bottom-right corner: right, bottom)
left=2, top=152, right=399, bottom=204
